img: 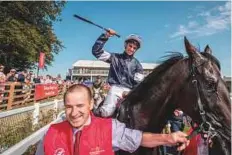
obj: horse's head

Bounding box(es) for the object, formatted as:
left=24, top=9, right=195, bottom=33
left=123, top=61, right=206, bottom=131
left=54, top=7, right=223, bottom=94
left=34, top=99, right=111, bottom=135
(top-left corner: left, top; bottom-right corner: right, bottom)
left=117, top=37, right=230, bottom=155
left=178, top=37, right=231, bottom=155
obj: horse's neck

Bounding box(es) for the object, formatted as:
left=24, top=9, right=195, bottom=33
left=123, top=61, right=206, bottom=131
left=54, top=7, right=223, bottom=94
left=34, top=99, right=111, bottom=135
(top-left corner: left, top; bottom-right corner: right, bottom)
left=138, top=60, right=189, bottom=132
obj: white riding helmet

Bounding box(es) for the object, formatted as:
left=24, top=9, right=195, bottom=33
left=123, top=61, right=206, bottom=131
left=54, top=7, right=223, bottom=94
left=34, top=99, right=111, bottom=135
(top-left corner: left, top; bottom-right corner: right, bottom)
left=125, top=34, right=142, bottom=49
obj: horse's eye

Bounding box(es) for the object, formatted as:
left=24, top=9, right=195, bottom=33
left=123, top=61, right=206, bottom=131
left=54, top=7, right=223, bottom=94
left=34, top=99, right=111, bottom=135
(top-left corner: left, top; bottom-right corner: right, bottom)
left=209, top=68, right=214, bottom=74
left=207, top=82, right=215, bottom=89
left=206, top=79, right=217, bottom=92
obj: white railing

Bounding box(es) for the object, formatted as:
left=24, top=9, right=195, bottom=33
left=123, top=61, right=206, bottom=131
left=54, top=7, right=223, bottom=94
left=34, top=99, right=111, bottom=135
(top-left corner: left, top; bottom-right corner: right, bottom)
left=0, top=99, right=65, bottom=154
left=0, top=99, right=64, bottom=123
left=0, top=111, right=66, bottom=155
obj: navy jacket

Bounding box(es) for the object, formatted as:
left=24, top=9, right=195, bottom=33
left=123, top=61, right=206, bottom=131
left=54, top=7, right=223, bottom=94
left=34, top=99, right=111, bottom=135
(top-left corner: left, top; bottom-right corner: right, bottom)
left=92, top=34, right=144, bottom=89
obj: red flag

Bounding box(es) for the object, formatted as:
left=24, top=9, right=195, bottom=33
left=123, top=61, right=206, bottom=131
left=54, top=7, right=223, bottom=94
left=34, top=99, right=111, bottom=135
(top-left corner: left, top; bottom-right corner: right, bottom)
left=39, top=52, right=45, bottom=69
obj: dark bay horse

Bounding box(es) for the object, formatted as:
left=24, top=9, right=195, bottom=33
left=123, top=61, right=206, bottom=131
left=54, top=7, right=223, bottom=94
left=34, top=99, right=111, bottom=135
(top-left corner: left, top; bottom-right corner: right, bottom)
left=117, top=37, right=231, bottom=155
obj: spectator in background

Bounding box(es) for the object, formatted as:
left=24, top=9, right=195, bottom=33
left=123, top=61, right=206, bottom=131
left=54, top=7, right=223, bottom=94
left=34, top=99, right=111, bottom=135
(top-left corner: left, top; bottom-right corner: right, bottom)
left=29, top=72, right=38, bottom=84
left=170, top=109, right=185, bottom=132
left=84, top=78, right=93, bottom=87
left=65, top=80, right=72, bottom=88
left=39, top=76, right=45, bottom=84
left=163, top=109, right=185, bottom=154
left=44, top=75, right=52, bottom=84
left=28, top=71, right=34, bottom=83
left=20, top=70, right=32, bottom=104
left=78, top=77, right=84, bottom=84
left=56, top=74, right=63, bottom=85
left=91, top=76, right=105, bottom=109
left=33, top=76, right=41, bottom=84
left=0, top=64, right=6, bottom=103
left=6, top=69, right=17, bottom=82
left=0, top=65, right=6, bottom=81
left=25, top=72, right=32, bottom=84
left=17, top=70, right=28, bottom=83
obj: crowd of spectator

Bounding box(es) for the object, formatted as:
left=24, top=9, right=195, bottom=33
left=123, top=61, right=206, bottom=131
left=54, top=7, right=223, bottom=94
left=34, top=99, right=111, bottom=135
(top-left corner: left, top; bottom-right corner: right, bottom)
left=0, top=63, right=111, bottom=107
left=0, top=64, right=68, bottom=104
left=0, top=64, right=64, bottom=85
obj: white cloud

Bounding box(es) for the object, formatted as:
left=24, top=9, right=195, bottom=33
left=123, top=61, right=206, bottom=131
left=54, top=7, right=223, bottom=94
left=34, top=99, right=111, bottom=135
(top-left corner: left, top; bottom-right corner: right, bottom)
left=198, top=11, right=211, bottom=17
left=188, top=21, right=199, bottom=28
left=170, top=25, right=191, bottom=38
left=206, top=16, right=228, bottom=30
left=170, top=2, right=231, bottom=39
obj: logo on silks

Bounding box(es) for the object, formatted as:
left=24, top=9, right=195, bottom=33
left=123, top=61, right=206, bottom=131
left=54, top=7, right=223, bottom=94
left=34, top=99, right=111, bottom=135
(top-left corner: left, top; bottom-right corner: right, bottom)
left=54, top=148, right=65, bottom=155
left=89, top=146, right=105, bottom=155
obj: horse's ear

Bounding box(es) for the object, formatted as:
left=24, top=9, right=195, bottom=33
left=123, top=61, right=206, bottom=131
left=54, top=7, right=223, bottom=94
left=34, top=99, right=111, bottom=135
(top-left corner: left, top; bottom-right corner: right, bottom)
left=204, top=45, right=212, bottom=54
left=184, top=36, right=205, bottom=65
left=184, top=36, right=198, bottom=54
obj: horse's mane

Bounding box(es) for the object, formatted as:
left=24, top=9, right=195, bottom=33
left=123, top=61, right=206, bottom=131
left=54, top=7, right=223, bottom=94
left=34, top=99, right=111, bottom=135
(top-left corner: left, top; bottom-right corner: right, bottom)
left=123, top=52, right=184, bottom=105
left=123, top=51, right=221, bottom=107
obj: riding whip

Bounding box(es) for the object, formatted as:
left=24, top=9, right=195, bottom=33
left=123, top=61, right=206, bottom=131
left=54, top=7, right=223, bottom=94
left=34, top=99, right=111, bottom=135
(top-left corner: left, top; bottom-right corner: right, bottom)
left=73, top=14, right=120, bottom=38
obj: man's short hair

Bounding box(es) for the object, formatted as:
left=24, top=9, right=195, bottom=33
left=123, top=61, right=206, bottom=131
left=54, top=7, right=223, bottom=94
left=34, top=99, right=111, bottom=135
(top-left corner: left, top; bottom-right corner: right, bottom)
left=63, top=84, right=92, bottom=103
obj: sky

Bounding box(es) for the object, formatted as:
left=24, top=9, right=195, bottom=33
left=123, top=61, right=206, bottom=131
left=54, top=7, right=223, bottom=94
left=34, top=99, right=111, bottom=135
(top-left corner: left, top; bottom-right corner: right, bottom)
left=40, top=1, right=231, bottom=78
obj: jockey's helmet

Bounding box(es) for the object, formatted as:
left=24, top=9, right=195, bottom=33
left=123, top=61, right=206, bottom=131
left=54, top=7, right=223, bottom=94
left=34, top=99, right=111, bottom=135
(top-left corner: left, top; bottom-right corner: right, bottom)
left=124, top=34, right=142, bottom=49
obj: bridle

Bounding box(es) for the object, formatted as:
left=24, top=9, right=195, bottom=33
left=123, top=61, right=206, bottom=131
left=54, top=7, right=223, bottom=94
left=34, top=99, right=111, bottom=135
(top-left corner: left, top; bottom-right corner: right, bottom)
left=180, top=58, right=229, bottom=155
left=187, top=61, right=218, bottom=145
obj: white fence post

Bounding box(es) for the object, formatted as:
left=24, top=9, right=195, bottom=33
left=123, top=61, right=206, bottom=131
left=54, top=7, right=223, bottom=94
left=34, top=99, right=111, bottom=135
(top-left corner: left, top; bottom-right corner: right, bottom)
left=32, top=102, right=40, bottom=127
left=53, top=99, right=58, bottom=120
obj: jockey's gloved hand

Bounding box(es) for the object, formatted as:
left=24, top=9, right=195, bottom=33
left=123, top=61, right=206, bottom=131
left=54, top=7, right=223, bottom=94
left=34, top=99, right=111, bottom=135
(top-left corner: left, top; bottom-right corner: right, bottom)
left=105, top=28, right=117, bottom=38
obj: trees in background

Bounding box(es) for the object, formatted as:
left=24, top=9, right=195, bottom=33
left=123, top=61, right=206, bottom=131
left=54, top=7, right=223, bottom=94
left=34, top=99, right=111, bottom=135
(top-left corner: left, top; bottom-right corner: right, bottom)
left=0, top=1, right=66, bottom=73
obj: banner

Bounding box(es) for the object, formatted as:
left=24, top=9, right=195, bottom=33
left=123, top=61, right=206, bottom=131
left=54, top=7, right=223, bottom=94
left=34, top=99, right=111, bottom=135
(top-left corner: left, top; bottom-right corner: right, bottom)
left=35, top=84, right=59, bottom=100
left=39, top=52, right=45, bottom=69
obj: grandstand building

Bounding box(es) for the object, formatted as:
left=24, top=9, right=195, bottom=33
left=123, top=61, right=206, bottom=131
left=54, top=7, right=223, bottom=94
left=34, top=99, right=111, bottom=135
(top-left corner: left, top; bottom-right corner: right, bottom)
left=71, top=60, right=158, bottom=82
left=224, top=76, right=231, bottom=93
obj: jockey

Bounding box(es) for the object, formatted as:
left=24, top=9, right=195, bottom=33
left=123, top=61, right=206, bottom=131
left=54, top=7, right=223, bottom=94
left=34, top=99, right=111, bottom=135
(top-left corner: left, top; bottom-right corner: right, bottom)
left=92, top=29, right=144, bottom=117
